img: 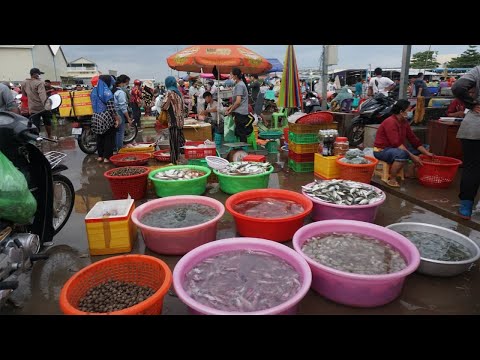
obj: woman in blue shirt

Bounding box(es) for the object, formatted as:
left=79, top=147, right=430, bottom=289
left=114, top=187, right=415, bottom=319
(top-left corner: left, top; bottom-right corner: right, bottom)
left=113, top=75, right=132, bottom=151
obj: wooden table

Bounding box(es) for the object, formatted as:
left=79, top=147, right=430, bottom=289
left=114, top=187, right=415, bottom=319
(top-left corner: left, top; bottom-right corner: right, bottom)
left=427, top=120, right=463, bottom=160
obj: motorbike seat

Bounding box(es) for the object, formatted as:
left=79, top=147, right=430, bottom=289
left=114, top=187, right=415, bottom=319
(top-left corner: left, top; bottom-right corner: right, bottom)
left=340, top=98, right=353, bottom=113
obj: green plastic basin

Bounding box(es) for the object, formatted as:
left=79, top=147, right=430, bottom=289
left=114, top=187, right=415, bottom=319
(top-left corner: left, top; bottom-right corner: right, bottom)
left=213, top=165, right=274, bottom=194
left=149, top=165, right=211, bottom=197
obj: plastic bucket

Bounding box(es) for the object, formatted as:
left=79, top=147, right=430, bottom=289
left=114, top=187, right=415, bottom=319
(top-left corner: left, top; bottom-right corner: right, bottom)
left=214, top=165, right=274, bottom=195
left=172, top=238, right=312, bottom=315
left=225, top=189, right=313, bottom=242
left=302, top=181, right=385, bottom=223
left=149, top=165, right=211, bottom=197
left=131, top=196, right=225, bottom=255
left=292, top=220, right=420, bottom=308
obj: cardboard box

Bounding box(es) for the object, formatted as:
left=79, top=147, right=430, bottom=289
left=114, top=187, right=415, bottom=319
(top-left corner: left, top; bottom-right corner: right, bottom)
left=183, top=124, right=212, bottom=141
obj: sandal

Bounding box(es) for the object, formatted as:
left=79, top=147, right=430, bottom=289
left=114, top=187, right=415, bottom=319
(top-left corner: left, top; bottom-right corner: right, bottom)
left=382, top=178, right=400, bottom=188
left=103, top=158, right=110, bottom=163
left=97, top=157, right=103, bottom=162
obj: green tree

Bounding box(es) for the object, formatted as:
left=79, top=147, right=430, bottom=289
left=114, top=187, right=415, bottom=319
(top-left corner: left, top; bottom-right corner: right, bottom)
left=410, top=50, right=440, bottom=68
left=448, top=45, right=480, bottom=68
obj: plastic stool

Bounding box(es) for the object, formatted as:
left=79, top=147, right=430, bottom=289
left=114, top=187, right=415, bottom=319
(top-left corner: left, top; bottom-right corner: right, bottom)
left=265, top=140, right=279, bottom=154
left=374, top=161, right=405, bottom=182
left=272, top=108, right=288, bottom=129
left=214, top=133, right=223, bottom=147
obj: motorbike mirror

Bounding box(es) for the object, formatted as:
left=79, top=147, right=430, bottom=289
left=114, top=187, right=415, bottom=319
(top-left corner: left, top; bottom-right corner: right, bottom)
left=44, top=94, right=62, bottom=111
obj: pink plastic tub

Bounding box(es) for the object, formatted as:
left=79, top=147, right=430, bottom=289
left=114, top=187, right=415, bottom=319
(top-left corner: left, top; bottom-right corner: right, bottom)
left=292, top=220, right=420, bottom=308
left=131, top=196, right=225, bottom=255
left=302, top=182, right=385, bottom=223
left=173, top=238, right=312, bottom=315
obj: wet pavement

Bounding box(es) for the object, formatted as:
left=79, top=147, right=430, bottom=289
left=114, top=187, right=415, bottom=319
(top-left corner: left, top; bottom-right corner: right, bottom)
left=2, top=122, right=480, bottom=315
left=371, top=170, right=480, bottom=231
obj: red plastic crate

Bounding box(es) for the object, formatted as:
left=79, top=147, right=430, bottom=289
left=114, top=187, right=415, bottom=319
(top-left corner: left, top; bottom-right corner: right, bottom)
left=242, top=155, right=266, bottom=162
left=183, top=141, right=217, bottom=159
left=288, top=150, right=315, bottom=162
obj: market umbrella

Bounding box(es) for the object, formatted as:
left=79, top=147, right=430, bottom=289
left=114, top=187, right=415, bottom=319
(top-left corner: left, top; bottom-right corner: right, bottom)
left=200, top=73, right=230, bottom=80
left=278, top=45, right=301, bottom=109
left=166, top=45, right=272, bottom=74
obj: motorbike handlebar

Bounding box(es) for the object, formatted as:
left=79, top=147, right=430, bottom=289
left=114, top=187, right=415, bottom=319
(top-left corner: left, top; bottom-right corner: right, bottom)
left=0, top=281, right=19, bottom=290
left=20, top=131, right=41, bottom=142
left=30, top=254, right=49, bottom=262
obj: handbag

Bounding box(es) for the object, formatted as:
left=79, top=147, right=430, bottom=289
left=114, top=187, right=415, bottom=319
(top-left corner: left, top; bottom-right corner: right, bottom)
left=158, top=109, right=168, bottom=124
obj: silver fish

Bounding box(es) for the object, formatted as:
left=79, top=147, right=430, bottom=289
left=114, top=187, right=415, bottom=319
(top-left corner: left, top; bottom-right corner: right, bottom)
left=303, top=179, right=385, bottom=206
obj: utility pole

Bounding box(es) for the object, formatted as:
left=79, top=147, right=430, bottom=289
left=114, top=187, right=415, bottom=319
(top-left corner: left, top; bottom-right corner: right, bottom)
left=399, top=45, right=412, bottom=100
left=321, top=45, right=329, bottom=110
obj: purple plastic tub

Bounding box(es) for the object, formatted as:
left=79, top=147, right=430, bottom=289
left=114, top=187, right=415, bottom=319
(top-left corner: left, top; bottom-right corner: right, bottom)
left=173, top=238, right=312, bottom=315
left=292, top=220, right=420, bottom=308
left=131, top=196, right=225, bottom=255
left=302, top=182, right=386, bottom=223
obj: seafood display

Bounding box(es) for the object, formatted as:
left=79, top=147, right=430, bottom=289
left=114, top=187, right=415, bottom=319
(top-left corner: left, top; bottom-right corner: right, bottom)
left=396, top=230, right=472, bottom=262
left=233, top=198, right=304, bottom=219
left=140, top=203, right=218, bottom=228
left=302, top=179, right=384, bottom=205
left=109, top=167, right=146, bottom=176
left=122, top=156, right=139, bottom=161
left=217, top=162, right=271, bottom=176
left=184, top=250, right=301, bottom=312
left=154, top=169, right=205, bottom=180
left=339, top=149, right=371, bottom=164
left=302, top=232, right=407, bottom=275
left=78, top=280, right=155, bottom=313
left=124, top=143, right=154, bottom=149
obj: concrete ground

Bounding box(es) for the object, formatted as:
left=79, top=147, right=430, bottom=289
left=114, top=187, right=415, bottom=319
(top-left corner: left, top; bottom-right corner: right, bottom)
left=2, top=122, right=480, bottom=315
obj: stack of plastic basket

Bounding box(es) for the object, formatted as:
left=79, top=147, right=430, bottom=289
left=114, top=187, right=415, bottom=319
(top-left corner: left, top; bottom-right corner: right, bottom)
left=288, top=122, right=338, bottom=173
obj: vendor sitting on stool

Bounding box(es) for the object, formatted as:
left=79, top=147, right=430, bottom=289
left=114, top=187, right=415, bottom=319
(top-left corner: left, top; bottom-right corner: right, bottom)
left=200, top=91, right=224, bottom=139
left=373, top=99, right=433, bottom=188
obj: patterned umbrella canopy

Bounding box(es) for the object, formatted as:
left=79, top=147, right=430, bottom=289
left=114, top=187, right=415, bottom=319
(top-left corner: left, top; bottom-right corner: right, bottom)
left=278, top=45, right=301, bottom=109
left=166, top=45, right=272, bottom=75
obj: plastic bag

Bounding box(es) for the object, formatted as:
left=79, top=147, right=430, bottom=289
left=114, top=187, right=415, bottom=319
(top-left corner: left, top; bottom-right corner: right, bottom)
left=224, top=115, right=236, bottom=143
left=0, top=151, right=37, bottom=224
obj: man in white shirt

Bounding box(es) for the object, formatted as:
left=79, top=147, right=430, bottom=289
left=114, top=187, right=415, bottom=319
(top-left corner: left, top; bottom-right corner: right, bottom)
left=327, top=79, right=337, bottom=92
left=368, top=67, right=395, bottom=96
left=200, top=91, right=224, bottom=138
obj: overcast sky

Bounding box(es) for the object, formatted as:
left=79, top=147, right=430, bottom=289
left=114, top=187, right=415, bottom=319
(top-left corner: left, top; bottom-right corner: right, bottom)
left=61, top=45, right=473, bottom=81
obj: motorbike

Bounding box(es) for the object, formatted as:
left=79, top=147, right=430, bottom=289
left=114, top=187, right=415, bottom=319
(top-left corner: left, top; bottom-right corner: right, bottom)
left=72, top=116, right=138, bottom=155
left=346, top=92, right=397, bottom=147
left=0, top=94, right=75, bottom=308
left=303, top=91, right=322, bottom=114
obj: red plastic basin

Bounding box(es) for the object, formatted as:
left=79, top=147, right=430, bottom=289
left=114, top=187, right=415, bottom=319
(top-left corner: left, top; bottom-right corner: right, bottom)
left=225, top=189, right=313, bottom=242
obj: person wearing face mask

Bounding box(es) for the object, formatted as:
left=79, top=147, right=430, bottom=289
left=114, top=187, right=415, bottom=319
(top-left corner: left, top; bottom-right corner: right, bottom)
left=22, top=68, right=53, bottom=139
left=114, top=74, right=132, bottom=152
left=373, top=99, right=433, bottom=187
left=224, top=67, right=254, bottom=142
left=91, top=75, right=120, bottom=163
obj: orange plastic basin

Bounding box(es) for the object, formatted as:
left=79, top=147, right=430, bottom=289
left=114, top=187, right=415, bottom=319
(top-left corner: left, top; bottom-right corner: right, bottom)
left=225, top=189, right=313, bottom=242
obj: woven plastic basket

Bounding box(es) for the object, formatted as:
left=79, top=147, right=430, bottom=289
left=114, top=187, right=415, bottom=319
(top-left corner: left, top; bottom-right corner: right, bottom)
left=60, top=255, right=172, bottom=315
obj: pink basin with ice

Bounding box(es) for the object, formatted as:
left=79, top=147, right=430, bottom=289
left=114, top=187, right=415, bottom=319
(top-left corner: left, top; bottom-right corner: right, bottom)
left=292, top=220, right=420, bottom=308
left=173, top=238, right=312, bottom=315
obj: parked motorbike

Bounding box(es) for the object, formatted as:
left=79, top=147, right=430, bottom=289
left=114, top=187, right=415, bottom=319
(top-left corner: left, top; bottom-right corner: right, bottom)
left=346, top=92, right=396, bottom=147
left=303, top=91, right=322, bottom=114
left=72, top=116, right=138, bottom=155
left=0, top=94, right=75, bottom=308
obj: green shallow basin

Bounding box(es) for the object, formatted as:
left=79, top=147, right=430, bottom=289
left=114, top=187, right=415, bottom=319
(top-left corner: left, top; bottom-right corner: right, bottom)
left=213, top=165, right=274, bottom=194
left=149, top=165, right=211, bottom=197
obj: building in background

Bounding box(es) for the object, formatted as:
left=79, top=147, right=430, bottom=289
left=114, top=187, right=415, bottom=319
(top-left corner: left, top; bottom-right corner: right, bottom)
left=63, top=57, right=100, bottom=86
left=0, top=45, right=68, bottom=84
